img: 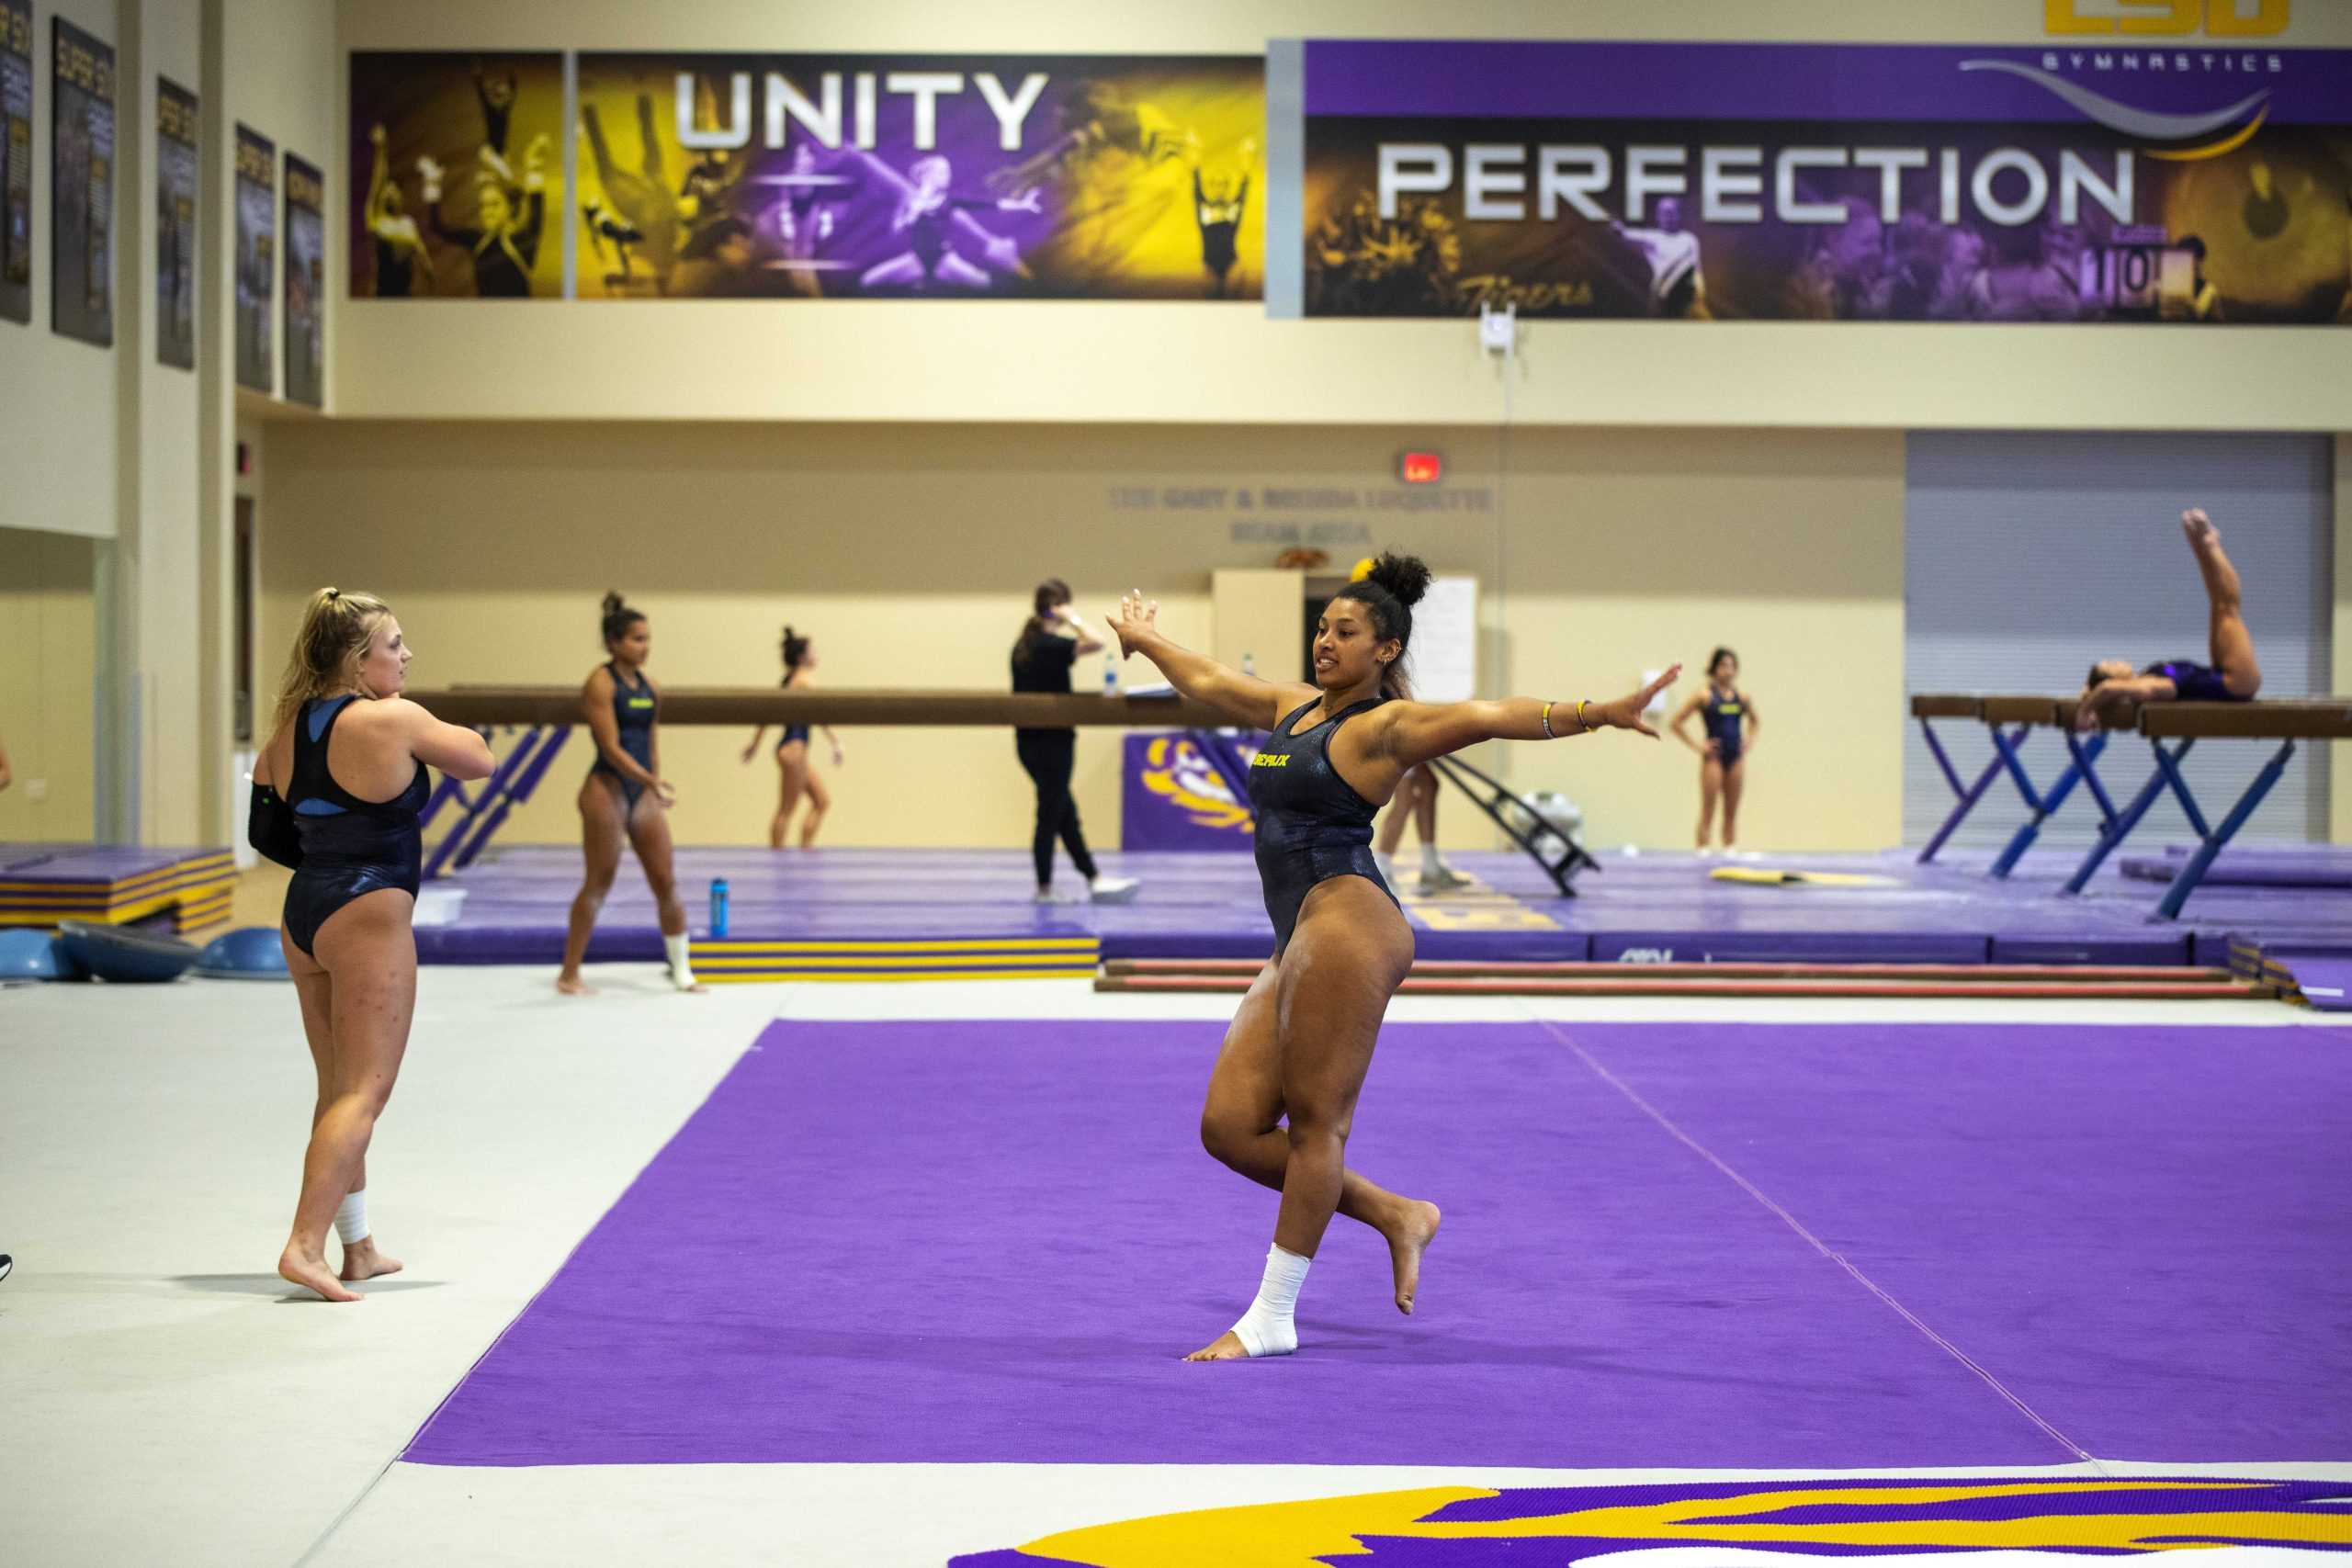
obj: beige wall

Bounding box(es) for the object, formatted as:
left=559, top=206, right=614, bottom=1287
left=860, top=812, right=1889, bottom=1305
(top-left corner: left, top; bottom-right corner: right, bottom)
left=0, top=530, right=98, bottom=841
left=330, top=0, right=2352, bottom=430
left=0, top=0, right=122, bottom=541
left=260, top=420, right=1904, bottom=852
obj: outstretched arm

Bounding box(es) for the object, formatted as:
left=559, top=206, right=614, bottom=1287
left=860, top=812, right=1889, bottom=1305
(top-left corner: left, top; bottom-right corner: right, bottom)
left=1374, top=668, right=1682, bottom=773
left=1107, top=591, right=1297, bottom=731
left=367, top=125, right=393, bottom=227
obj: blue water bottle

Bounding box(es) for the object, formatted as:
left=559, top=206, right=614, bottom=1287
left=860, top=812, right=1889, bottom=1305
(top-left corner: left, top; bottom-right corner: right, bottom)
left=708, top=877, right=730, bottom=939
left=1102, top=654, right=1119, bottom=697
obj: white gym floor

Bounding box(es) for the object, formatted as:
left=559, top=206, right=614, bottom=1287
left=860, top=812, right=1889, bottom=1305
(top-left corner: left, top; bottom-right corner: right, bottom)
left=2, top=968, right=2344, bottom=1567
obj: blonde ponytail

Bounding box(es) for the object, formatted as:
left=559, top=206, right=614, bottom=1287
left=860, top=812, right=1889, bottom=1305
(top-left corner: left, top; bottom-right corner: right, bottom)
left=272, top=586, right=392, bottom=732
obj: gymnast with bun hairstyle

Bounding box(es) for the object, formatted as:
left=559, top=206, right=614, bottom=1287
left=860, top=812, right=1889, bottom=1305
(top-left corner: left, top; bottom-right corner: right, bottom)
left=247, top=587, right=495, bottom=1301
left=741, top=624, right=843, bottom=850
left=558, top=592, right=702, bottom=996
left=1107, top=552, right=1679, bottom=1360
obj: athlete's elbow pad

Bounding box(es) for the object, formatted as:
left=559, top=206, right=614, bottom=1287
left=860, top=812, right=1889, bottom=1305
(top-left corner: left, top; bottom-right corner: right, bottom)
left=247, top=784, right=305, bottom=871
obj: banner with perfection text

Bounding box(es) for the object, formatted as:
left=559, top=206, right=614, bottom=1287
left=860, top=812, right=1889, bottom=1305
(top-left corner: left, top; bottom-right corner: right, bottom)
left=156, top=77, right=198, bottom=369
left=573, top=52, right=1262, bottom=299
left=1, top=0, right=31, bottom=325
left=234, top=125, right=274, bottom=390
left=284, top=153, right=324, bottom=404
left=1295, top=39, right=2352, bottom=322
left=347, top=52, right=565, bottom=299
left=50, top=17, right=112, bottom=344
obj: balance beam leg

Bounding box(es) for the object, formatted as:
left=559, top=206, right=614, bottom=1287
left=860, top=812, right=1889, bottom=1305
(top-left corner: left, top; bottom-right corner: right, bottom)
left=2154, top=738, right=2295, bottom=920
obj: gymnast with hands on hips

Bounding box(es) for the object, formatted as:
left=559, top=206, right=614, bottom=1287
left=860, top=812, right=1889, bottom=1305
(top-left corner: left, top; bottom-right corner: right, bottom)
left=1106, top=554, right=1679, bottom=1361
left=2076, top=508, right=2262, bottom=731
left=247, top=587, right=495, bottom=1302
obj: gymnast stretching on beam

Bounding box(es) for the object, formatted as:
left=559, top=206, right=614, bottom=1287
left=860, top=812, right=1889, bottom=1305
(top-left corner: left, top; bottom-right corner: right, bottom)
left=1108, top=553, right=1677, bottom=1360
left=2077, top=509, right=2263, bottom=731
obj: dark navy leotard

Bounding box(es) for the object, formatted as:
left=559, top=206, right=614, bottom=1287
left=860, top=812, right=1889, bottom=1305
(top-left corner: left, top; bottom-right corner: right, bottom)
left=1247, top=697, right=1400, bottom=953
left=592, top=661, right=658, bottom=808
left=278, top=695, right=428, bottom=957
left=1703, top=686, right=1747, bottom=768
left=777, top=670, right=811, bottom=750
left=2144, top=659, right=2243, bottom=704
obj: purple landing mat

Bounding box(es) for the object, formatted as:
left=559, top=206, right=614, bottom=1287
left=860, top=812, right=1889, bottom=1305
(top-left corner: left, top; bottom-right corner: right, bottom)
left=2123, top=845, right=2352, bottom=890
left=1555, top=1021, right=2352, bottom=1461
left=413, top=846, right=2351, bottom=969
left=402, top=1019, right=2348, bottom=1470
left=0, top=841, right=225, bottom=879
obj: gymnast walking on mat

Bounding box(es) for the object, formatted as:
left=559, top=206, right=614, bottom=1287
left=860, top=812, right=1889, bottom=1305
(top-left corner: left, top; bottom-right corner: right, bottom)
left=1108, top=553, right=1678, bottom=1360
left=2077, top=508, right=2263, bottom=731
left=248, top=588, right=496, bottom=1301
left=741, top=624, right=844, bottom=850
left=559, top=592, right=703, bottom=996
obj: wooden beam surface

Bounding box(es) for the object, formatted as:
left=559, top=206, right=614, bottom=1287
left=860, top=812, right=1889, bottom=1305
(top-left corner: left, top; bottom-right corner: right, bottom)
left=408, top=686, right=1232, bottom=728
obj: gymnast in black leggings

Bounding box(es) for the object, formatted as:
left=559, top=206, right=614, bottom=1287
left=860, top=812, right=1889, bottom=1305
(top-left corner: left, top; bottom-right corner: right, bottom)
left=1010, top=579, right=1137, bottom=904
left=248, top=587, right=493, bottom=1301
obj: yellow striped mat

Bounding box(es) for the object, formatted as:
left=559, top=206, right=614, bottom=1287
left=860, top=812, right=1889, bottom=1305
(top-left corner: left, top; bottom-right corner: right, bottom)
left=688, top=936, right=1101, bottom=984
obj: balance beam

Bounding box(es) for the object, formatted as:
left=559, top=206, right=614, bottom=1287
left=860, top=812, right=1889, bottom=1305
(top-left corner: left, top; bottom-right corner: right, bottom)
left=1909, top=694, right=2103, bottom=870
left=2130, top=700, right=2351, bottom=918
left=405, top=687, right=1229, bottom=728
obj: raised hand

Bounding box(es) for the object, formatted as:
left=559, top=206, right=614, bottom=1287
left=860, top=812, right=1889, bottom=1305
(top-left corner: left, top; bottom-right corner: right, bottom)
left=1600, top=665, right=1681, bottom=737
left=1107, top=590, right=1159, bottom=657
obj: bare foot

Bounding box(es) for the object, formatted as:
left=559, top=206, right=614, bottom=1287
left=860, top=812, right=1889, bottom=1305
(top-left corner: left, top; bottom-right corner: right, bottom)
left=1183, top=1329, right=1254, bottom=1362
left=279, top=1247, right=363, bottom=1303
left=556, top=972, right=594, bottom=996
left=2183, top=507, right=2218, bottom=548
left=670, top=972, right=708, bottom=995
left=1385, top=1200, right=1442, bottom=1314
left=338, top=1238, right=403, bottom=1281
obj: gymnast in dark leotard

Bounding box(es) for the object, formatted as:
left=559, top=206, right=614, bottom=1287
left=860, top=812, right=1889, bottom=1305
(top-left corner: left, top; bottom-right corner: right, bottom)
left=2079, top=508, right=2264, bottom=730
left=1669, top=646, right=1760, bottom=853
left=1109, top=553, right=1679, bottom=1361
left=741, top=624, right=843, bottom=850
left=559, top=592, right=702, bottom=996
left=247, top=587, right=494, bottom=1302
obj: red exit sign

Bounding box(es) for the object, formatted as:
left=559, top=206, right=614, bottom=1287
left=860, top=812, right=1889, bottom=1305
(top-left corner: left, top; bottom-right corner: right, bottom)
left=1399, top=451, right=1443, bottom=485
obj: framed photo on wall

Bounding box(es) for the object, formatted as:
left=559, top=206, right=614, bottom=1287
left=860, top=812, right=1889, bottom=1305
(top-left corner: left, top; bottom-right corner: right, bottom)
left=234, top=123, right=275, bottom=391
left=50, top=16, right=113, bottom=345
left=284, top=152, right=323, bottom=404
left=155, top=77, right=198, bottom=370
left=0, top=0, right=31, bottom=325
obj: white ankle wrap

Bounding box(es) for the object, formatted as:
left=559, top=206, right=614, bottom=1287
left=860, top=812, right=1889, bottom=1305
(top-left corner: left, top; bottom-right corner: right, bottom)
left=1229, top=1243, right=1311, bottom=1358
left=334, top=1190, right=369, bottom=1247
left=665, top=931, right=697, bottom=988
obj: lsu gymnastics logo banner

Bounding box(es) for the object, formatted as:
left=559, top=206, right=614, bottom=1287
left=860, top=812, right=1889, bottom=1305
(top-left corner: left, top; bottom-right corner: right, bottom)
left=1288, top=39, right=2352, bottom=322
left=1122, top=733, right=1254, bottom=852
left=952, top=1474, right=2352, bottom=1566
left=573, top=53, right=1262, bottom=299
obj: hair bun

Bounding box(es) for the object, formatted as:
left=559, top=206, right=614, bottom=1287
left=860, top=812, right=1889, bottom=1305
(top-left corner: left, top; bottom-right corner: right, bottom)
left=602, top=591, right=626, bottom=615
left=322, top=586, right=341, bottom=601
left=1365, top=552, right=1431, bottom=608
